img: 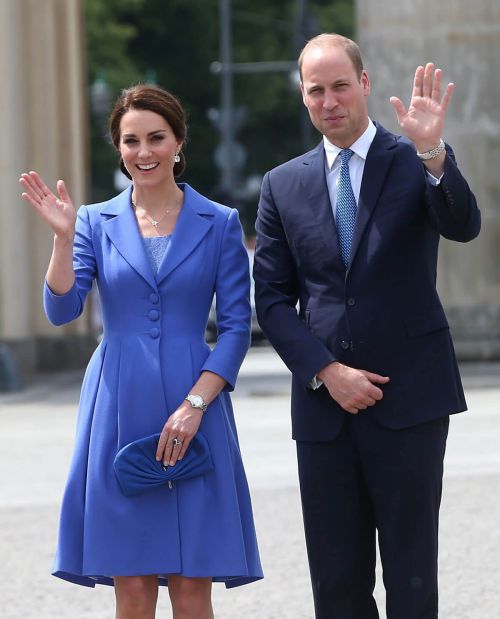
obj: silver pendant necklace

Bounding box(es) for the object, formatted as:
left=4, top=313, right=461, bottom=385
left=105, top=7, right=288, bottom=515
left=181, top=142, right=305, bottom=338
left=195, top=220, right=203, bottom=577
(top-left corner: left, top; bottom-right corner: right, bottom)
left=132, top=200, right=179, bottom=233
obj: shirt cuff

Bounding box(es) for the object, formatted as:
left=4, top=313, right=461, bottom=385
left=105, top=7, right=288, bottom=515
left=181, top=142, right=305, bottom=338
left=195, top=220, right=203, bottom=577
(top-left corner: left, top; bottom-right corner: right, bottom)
left=309, top=376, right=324, bottom=390
left=426, top=170, right=444, bottom=186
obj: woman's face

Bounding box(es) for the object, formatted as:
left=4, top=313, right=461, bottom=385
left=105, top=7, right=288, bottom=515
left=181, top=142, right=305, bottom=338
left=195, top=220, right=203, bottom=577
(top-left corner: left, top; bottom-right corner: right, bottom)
left=119, top=109, right=182, bottom=188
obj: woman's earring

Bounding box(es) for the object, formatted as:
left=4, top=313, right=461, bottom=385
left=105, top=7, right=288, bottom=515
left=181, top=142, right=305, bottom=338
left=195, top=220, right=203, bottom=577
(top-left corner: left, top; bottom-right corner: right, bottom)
left=174, top=151, right=181, bottom=163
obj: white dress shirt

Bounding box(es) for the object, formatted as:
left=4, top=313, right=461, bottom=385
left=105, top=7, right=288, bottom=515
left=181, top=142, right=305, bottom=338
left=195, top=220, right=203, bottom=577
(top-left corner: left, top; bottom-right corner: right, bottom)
left=324, top=120, right=377, bottom=217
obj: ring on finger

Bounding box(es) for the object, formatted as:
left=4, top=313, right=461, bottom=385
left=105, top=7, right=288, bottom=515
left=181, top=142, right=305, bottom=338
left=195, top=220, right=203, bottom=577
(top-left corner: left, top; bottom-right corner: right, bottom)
left=172, top=437, right=182, bottom=447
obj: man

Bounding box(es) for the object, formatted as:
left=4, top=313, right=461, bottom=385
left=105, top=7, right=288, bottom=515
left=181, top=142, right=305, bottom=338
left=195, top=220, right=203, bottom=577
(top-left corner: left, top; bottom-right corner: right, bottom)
left=253, top=33, right=480, bottom=619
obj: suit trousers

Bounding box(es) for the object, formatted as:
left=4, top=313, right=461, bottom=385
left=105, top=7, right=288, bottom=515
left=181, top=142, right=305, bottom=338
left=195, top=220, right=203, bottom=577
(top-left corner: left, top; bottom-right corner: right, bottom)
left=296, top=411, right=449, bottom=619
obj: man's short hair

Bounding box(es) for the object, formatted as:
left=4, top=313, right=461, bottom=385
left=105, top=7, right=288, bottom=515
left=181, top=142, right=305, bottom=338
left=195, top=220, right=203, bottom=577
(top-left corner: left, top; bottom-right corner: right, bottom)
left=299, top=33, right=364, bottom=81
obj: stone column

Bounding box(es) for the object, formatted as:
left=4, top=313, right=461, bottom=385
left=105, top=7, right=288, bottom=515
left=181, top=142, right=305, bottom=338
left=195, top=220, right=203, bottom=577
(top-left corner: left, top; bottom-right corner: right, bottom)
left=0, top=0, right=89, bottom=375
left=0, top=0, right=31, bottom=343
left=356, top=0, right=500, bottom=359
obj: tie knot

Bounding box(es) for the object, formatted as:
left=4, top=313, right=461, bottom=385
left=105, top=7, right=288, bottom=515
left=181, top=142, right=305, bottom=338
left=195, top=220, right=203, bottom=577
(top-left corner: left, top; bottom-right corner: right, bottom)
left=340, top=148, right=354, bottom=165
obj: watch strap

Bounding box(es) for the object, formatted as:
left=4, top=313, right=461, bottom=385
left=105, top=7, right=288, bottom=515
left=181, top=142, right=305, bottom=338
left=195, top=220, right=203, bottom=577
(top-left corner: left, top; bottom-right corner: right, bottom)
left=185, top=394, right=208, bottom=412
left=416, top=138, right=445, bottom=161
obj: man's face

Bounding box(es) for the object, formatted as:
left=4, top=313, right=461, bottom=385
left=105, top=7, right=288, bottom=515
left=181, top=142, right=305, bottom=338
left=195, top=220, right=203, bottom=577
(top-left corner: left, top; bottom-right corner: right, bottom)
left=300, top=45, right=370, bottom=148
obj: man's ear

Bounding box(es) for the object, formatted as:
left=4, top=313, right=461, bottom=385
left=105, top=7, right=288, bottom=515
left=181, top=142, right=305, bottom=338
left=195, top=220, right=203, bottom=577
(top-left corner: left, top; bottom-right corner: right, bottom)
left=300, top=82, right=307, bottom=107
left=361, top=70, right=371, bottom=96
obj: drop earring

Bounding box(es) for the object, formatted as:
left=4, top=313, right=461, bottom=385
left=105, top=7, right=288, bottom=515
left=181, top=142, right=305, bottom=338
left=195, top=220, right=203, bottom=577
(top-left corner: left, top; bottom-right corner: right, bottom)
left=174, top=151, right=180, bottom=163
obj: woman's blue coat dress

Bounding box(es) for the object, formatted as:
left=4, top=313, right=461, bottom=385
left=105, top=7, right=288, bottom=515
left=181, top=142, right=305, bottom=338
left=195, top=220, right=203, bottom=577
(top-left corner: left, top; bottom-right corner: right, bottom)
left=44, top=183, right=263, bottom=588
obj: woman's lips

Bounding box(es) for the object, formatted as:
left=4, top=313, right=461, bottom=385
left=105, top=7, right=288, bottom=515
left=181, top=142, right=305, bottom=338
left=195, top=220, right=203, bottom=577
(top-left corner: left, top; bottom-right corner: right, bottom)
left=136, top=162, right=159, bottom=171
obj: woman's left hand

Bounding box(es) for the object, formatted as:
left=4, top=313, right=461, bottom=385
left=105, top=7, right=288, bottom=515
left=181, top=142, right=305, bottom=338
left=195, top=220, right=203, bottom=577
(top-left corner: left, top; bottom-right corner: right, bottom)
left=156, top=403, right=204, bottom=466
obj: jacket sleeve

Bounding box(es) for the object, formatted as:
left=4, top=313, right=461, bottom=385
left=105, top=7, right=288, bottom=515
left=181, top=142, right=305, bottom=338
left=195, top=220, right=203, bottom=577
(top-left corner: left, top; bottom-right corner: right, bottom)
left=43, top=205, right=96, bottom=326
left=201, top=208, right=251, bottom=391
left=425, top=145, right=481, bottom=242
left=253, top=171, right=335, bottom=388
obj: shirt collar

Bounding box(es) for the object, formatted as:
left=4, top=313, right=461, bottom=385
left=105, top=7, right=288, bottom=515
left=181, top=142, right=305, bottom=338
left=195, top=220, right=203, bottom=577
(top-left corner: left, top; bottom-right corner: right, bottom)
left=323, top=119, right=377, bottom=170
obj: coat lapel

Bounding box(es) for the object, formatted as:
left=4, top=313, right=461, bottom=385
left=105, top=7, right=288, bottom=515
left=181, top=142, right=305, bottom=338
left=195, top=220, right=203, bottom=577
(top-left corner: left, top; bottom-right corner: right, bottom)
left=349, top=124, right=397, bottom=268
left=100, top=185, right=214, bottom=289
left=101, top=187, right=158, bottom=290
left=301, top=144, right=344, bottom=271
left=155, top=183, right=213, bottom=286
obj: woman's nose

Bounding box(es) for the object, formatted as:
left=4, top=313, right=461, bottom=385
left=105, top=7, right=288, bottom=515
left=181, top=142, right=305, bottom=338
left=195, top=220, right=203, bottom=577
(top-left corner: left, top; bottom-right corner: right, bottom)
left=138, top=143, right=152, bottom=158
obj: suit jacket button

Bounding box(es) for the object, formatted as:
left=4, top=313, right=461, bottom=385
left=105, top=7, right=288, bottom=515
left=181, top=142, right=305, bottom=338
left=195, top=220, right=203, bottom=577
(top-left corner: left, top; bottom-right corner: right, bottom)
left=149, top=293, right=159, bottom=304
left=341, top=340, right=349, bottom=350
left=347, top=298, right=356, bottom=306
left=149, top=327, right=160, bottom=339
left=148, top=309, right=160, bottom=321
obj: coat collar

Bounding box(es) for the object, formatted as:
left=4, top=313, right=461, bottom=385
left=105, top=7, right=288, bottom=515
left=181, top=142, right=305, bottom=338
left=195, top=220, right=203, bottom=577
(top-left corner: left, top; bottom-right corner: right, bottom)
left=101, top=183, right=214, bottom=289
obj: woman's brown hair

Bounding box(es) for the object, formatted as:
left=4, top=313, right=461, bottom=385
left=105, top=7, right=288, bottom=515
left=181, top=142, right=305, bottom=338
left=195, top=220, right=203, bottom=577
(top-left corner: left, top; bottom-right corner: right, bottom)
left=109, top=84, right=187, bottom=179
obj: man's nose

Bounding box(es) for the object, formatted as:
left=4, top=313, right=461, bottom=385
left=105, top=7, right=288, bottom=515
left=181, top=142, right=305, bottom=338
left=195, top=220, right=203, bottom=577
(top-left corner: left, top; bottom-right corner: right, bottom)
left=322, top=91, right=337, bottom=110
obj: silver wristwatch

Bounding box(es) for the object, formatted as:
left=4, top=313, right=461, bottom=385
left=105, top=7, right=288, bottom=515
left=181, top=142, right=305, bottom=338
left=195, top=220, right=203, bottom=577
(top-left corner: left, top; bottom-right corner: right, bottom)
left=416, top=138, right=445, bottom=160
left=185, top=394, right=208, bottom=412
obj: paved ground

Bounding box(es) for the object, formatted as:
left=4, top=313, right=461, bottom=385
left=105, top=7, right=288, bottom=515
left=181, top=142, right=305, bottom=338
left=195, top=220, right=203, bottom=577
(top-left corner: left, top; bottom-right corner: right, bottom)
left=0, top=348, right=499, bottom=618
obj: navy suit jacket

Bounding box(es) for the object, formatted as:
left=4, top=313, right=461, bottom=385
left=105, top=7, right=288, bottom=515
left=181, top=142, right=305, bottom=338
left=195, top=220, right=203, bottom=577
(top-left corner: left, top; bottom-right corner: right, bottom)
left=254, top=123, right=481, bottom=441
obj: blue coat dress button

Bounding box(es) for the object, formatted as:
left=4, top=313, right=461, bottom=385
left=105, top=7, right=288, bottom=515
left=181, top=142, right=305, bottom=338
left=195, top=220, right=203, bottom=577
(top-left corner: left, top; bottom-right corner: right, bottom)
left=148, top=309, right=160, bottom=321
left=149, top=293, right=159, bottom=304
left=149, top=327, right=160, bottom=339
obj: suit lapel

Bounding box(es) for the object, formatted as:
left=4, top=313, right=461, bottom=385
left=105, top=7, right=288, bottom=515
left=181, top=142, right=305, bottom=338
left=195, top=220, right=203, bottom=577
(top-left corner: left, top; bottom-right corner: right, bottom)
left=349, top=125, right=397, bottom=268
left=301, top=144, right=344, bottom=271
left=102, top=187, right=158, bottom=290
left=155, top=183, right=213, bottom=286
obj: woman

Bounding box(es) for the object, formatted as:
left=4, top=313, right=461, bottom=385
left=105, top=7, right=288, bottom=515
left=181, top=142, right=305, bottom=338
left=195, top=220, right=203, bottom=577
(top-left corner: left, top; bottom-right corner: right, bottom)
left=20, top=84, right=262, bottom=619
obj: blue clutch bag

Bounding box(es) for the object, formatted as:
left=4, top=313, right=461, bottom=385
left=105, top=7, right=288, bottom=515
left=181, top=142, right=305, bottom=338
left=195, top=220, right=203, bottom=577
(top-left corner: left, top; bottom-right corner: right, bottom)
left=114, top=432, right=214, bottom=497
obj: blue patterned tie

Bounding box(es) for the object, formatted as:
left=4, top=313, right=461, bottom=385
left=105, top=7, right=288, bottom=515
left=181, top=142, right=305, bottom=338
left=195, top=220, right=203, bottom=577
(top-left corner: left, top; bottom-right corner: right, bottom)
left=336, top=149, right=357, bottom=268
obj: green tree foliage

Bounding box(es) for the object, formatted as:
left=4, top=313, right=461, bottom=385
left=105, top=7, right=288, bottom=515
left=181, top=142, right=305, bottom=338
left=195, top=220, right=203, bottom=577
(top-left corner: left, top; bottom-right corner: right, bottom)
left=86, top=0, right=144, bottom=89
left=86, top=0, right=145, bottom=201
left=85, top=0, right=353, bottom=227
